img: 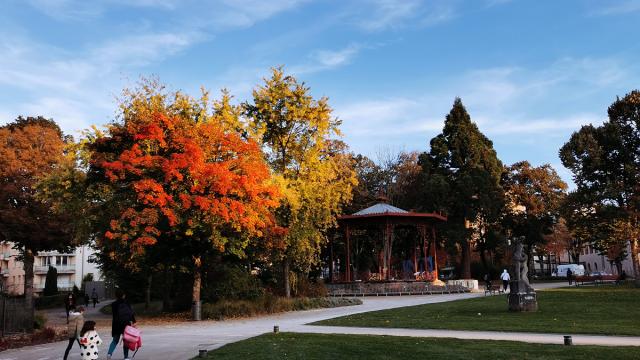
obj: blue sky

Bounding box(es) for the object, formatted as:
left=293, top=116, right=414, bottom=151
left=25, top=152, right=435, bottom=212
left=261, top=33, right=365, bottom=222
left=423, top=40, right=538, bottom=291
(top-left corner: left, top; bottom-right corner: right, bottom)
left=1, top=0, right=640, bottom=185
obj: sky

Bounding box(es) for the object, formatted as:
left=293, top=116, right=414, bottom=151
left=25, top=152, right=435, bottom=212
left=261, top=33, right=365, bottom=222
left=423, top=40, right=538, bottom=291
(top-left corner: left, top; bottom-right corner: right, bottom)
left=1, top=0, right=640, bottom=186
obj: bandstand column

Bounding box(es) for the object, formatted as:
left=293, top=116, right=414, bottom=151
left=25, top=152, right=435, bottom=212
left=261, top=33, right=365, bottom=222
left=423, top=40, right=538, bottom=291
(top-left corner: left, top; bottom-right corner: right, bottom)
left=345, top=224, right=351, bottom=282
left=431, top=226, right=439, bottom=280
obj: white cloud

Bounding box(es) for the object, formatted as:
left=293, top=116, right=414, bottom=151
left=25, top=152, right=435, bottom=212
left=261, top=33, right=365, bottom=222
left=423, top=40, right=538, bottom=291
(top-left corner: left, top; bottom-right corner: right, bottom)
left=589, top=0, right=640, bottom=16
left=335, top=56, right=629, bottom=160
left=355, top=0, right=456, bottom=31
left=290, top=44, right=362, bottom=74
left=90, top=32, right=205, bottom=70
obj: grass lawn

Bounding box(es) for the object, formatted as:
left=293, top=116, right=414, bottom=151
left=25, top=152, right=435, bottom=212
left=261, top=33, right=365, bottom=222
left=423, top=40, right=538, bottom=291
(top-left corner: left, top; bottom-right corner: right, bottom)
left=200, top=333, right=640, bottom=360
left=314, top=285, right=640, bottom=336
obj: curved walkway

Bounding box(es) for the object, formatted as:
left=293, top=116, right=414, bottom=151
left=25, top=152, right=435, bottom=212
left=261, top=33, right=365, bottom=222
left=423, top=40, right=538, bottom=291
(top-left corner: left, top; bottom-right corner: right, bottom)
left=3, top=282, right=631, bottom=360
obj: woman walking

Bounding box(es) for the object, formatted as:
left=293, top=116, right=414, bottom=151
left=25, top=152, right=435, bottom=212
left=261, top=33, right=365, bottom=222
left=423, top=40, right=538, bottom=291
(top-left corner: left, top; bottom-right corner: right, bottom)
left=107, top=289, right=136, bottom=360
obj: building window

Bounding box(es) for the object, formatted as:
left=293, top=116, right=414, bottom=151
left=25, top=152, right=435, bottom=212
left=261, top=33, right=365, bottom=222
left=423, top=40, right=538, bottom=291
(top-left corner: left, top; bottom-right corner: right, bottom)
left=594, top=262, right=598, bottom=270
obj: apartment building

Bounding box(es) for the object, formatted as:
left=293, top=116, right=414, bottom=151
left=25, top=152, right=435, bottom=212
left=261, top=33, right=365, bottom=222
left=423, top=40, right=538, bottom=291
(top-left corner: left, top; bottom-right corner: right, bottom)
left=0, top=243, right=101, bottom=296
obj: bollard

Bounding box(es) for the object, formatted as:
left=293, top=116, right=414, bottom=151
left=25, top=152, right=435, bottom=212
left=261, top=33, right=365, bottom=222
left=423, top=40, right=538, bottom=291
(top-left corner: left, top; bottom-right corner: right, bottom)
left=274, top=325, right=280, bottom=334
left=564, top=335, right=572, bottom=346
left=199, top=349, right=208, bottom=358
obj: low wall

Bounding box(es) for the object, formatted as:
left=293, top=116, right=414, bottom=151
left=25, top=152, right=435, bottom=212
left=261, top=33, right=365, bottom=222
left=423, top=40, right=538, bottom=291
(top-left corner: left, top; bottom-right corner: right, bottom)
left=326, top=281, right=470, bottom=297
left=446, top=279, right=479, bottom=291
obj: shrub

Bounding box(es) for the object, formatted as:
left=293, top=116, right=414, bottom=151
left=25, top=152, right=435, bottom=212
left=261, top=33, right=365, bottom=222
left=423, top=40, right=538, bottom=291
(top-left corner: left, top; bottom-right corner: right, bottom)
left=33, top=314, right=47, bottom=330
left=201, top=296, right=361, bottom=320
left=35, top=294, right=68, bottom=310
left=31, top=327, right=56, bottom=344
left=202, top=264, right=265, bottom=302
left=294, top=277, right=328, bottom=298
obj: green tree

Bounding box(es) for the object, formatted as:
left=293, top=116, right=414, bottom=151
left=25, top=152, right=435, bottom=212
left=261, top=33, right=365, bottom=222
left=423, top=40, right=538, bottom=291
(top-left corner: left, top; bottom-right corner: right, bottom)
left=418, top=98, right=504, bottom=278
left=43, top=266, right=58, bottom=296
left=245, top=68, right=356, bottom=297
left=560, top=90, right=640, bottom=277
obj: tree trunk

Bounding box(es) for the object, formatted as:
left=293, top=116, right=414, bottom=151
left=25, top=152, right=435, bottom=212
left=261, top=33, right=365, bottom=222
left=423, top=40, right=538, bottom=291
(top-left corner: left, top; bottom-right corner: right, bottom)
left=461, top=239, right=471, bottom=279
left=144, top=273, right=152, bottom=311
left=162, top=266, right=172, bottom=312
left=191, top=257, right=202, bottom=321
left=479, top=247, right=488, bottom=271
left=23, top=248, right=34, bottom=307
left=283, top=258, right=291, bottom=298
left=630, top=238, right=639, bottom=279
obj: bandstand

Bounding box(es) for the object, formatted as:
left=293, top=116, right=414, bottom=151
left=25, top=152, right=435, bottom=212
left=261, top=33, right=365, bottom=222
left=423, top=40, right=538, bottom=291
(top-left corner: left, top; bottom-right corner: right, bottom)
left=329, top=202, right=447, bottom=287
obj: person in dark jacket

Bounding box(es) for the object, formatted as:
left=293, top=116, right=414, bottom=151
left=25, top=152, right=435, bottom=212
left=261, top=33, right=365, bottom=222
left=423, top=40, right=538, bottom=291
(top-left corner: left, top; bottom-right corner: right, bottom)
left=107, top=289, right=136, bottom=360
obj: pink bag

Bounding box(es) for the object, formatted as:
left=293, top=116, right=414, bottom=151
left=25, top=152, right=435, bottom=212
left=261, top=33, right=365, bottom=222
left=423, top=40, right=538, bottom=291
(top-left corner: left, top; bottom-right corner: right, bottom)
left=123, top=325, right=142, bottom=352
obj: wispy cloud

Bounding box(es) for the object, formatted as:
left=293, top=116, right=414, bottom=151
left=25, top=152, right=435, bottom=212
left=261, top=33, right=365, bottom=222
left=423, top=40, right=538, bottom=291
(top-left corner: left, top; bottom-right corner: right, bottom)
left=355, top=0, right=456, bottom=31
left=1, top=0, right=309, bottom=133
left=291, top=44, right=362, bottom=74
left=335, top=56, right=629, bottom=160
left=589, top=0, right=640, bottom=16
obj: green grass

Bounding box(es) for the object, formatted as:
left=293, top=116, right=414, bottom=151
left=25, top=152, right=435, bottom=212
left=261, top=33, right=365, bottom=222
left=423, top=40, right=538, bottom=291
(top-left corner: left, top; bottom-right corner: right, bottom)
left=199, top=333, right=640, bottom=360
left=315, top=285, right=640, bottom=336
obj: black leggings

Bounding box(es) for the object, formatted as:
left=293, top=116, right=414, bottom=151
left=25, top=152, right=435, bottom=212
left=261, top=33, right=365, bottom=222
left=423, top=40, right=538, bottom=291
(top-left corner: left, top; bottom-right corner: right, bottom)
left=63, top=337, right=79, bottom=360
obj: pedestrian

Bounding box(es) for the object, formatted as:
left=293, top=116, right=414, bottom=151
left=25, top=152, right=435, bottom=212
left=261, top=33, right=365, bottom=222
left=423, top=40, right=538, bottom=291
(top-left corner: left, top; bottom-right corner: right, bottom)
left=79, top=320, right=102, bottom=360
left=84, top=292, right=90, bottom=307
left=500, top=269, right=510, bottom=292
left=91, top=288, right=99, bottom=308
left=63, top=306, right=85, bottom=360
left=65, top=292, right=76, bottom=324
left=483, top=273, right=492, bottom=291
left=566, top=268, right=573, bottom=285
left=107, top=289, right=136, bottom=360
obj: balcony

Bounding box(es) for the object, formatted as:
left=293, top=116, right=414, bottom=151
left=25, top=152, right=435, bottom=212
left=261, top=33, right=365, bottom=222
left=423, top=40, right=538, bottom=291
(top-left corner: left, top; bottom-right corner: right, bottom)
left=1, top=268, right=9, bottom=276
left=34, top=265, right=75, bottom=274
left=0, top=253, right=11, bottom=260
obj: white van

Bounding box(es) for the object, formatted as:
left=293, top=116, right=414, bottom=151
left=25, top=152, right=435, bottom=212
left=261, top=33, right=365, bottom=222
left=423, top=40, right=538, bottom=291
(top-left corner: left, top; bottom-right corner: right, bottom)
left=555, top=264, right=585, bottom=277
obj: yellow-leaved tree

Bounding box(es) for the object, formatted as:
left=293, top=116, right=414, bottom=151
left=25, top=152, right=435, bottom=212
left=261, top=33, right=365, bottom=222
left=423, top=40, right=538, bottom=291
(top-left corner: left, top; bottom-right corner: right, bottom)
left=245, top=67, right=357, bottom=297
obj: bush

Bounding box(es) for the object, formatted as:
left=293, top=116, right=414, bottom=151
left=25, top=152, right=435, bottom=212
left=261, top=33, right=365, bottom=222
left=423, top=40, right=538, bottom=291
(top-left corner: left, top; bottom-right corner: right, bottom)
left=35, top=294, right=68, bottom=310
left=201, top=296, right=361, bottom=320
left=33, top=314, right=47, bottom=330
left=202, top=264, right=265, bottom=302
left=30, top=327, right=56, bottom=344
left=294, top=277, right=328, bottom=298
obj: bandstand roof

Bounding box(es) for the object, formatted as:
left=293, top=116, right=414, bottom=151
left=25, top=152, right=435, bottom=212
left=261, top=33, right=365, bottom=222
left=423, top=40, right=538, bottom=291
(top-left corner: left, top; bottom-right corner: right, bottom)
left=339, top=203, right=447, bottom=222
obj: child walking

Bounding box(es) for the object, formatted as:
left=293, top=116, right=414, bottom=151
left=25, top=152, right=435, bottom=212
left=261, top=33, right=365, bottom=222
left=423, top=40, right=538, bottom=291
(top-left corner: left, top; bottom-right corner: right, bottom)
left=79, top=321, right=103, bottom=360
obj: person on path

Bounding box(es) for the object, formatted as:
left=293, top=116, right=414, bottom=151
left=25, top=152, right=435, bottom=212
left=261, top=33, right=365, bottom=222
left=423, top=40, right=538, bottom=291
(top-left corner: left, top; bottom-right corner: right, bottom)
left=566, top=268, right=573, bottom=285
left=500, top=269, right=510, bottom=292
left=483, top=273, right=492, bottom=291
left=84, top=292, right=89, bottom=307
left=79, top=320, right=103, bottom=360
left=65, top=292, right=76, bottom=324
left=107, top=289, right=136, bottom=360
left=63, top=306, right=85, bottom=360
left=91, top=288, right=99, bottom=308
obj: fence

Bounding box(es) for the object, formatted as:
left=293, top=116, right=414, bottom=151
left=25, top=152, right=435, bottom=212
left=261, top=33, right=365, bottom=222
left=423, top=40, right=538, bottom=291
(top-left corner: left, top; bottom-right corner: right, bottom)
left=0, top=296, right=34, bottom=337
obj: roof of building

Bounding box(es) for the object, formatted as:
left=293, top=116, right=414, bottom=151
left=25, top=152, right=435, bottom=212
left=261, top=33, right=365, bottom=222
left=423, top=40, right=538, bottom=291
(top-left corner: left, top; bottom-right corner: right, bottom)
left=352, top=203, right=409, bottom=216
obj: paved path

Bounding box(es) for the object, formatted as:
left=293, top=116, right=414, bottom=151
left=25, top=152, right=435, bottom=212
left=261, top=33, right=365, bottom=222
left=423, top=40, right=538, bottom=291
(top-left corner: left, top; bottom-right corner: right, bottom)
left=294, top=325, right=640, bottom=347
left=3, top=282, right=626, bottom=360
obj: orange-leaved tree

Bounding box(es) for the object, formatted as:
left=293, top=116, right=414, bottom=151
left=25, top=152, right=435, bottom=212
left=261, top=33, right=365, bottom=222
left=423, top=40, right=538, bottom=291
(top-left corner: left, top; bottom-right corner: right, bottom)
left=89, top=87, right=280, bottom=320
left=0, top=117, right=74, bottom=305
